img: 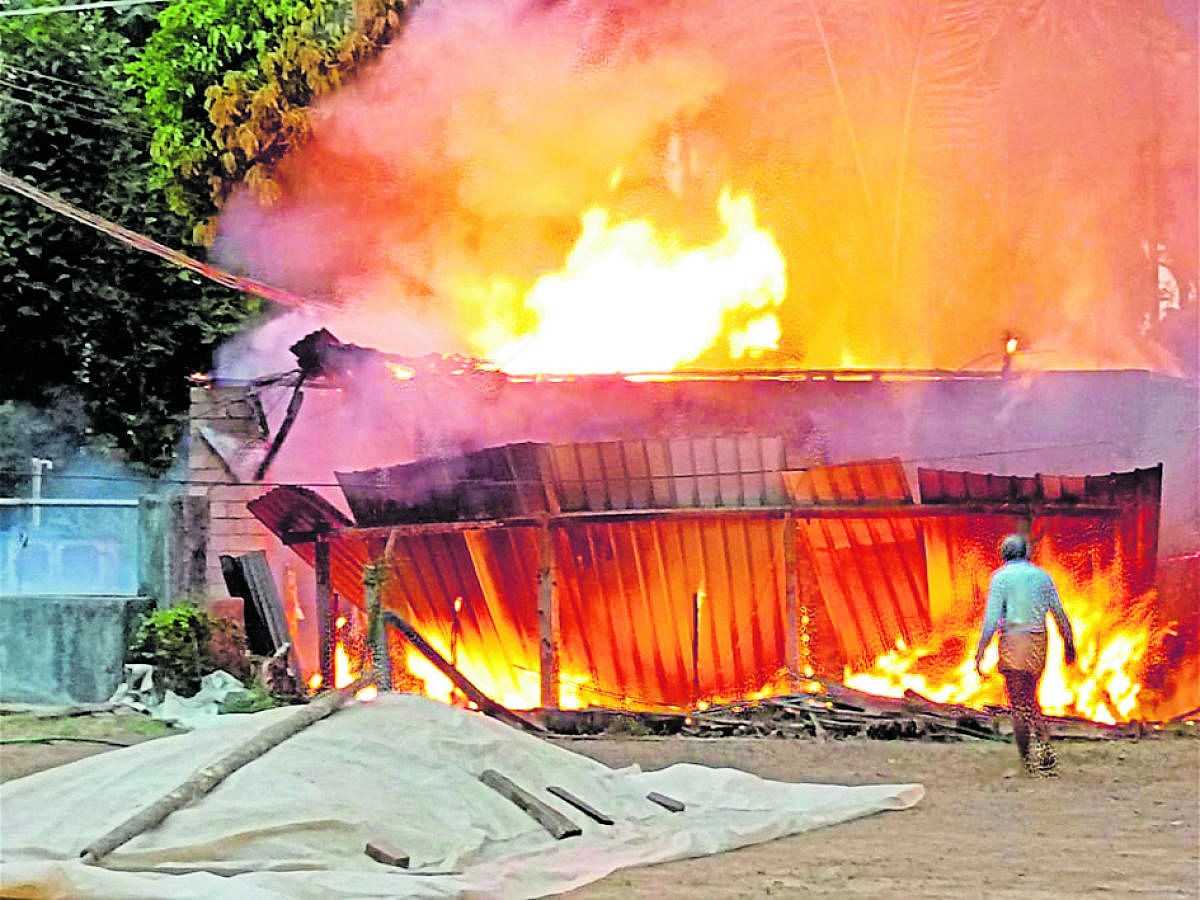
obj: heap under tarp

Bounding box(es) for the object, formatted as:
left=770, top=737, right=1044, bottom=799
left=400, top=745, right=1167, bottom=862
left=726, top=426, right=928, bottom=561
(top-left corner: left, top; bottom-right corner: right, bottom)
left=1, top=695, right=923, bottom=899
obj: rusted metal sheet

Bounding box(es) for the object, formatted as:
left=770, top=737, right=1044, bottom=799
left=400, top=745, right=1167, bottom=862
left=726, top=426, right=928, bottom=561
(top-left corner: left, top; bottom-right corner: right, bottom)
left=246, top=486, right=352, bottom=539
left=784, top=458, right=912, bottom=506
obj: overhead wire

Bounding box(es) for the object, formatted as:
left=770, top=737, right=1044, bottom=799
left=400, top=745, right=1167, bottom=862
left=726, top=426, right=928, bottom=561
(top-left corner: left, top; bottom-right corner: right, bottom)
left=0, top=78, right=150, bottom=136
left=0, top=0, right=170, bottom=17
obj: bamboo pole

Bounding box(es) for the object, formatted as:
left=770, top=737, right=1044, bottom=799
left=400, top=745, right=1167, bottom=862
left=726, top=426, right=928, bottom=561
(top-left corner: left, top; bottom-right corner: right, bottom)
left=79, top=671, right=374, bottom=865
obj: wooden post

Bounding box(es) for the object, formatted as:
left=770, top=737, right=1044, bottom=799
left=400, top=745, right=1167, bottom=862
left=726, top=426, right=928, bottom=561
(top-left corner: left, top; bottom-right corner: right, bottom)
left=364, top=563, right=392, bottom=692
left=537, top=520, right=560, bottom=710
left=314, top=536, right=334, bottom=690
left=783, top=513, right=800, bottom=683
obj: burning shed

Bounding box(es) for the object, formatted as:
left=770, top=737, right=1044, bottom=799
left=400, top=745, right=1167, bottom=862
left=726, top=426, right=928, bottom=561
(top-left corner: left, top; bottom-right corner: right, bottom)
left=247, top=439, right=1167, bottom=724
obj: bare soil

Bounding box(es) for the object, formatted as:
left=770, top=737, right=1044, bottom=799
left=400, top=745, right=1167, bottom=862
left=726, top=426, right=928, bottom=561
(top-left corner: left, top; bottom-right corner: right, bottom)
left=2, top=713, right=1196, bottom=898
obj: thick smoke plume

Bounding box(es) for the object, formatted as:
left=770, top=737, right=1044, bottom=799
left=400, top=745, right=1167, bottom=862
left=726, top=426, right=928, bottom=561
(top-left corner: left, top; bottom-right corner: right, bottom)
left=215, top=0, right=1197, bottom=375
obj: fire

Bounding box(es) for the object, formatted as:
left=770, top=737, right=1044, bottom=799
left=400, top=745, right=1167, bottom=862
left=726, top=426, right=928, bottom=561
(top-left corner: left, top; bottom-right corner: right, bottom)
left=845, top=554, right=1162, bottom=724
left=471, top=188, right=786, bottom=374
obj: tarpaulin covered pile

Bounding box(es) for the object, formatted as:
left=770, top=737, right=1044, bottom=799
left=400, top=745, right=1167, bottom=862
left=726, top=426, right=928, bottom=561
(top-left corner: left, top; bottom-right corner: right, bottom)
left=1, top=695, right=923, bottom=898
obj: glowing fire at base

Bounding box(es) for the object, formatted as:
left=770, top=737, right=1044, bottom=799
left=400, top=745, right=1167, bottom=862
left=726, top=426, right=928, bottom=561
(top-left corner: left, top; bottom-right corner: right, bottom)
left=844, top=555, right=1164, bottom=725
left=471, top=188, right=786, bottom=374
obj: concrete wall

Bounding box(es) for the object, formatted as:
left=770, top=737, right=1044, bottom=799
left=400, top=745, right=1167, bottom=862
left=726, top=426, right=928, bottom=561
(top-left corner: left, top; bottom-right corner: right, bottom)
left=0, top=595, right=153, bottom=704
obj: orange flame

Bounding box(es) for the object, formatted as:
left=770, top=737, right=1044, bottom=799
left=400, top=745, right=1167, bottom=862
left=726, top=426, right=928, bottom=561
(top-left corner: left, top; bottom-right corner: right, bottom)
left=470, top=188, right=786, bottom=374
left=845, top=554, right=1163, bottom=724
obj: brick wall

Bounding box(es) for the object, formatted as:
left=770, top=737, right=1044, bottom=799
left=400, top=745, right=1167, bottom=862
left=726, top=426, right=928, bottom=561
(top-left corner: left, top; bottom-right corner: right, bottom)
left=187, top=385, right=276, bottom=597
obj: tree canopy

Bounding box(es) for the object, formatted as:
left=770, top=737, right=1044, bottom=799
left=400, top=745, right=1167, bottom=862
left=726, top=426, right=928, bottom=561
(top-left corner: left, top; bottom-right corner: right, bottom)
left=130, top=0, right=408, bottom=244
left=1, top=0, right=407, bottom=474
left=0, top=4, right=257, bottom=473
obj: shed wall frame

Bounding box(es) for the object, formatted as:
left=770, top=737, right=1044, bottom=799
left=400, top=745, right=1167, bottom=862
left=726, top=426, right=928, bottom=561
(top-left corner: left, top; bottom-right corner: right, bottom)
left=284, top=495, right=1140, bottom=712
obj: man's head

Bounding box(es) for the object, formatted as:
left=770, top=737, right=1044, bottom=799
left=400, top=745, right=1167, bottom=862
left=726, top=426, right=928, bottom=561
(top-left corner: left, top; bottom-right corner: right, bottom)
left=1001, top=533, right=1030, bottom=561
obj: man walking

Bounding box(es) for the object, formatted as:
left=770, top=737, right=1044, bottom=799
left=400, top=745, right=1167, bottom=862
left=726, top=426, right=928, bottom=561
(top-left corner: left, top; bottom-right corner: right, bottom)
left=975, top=533, right=1077, bottom=776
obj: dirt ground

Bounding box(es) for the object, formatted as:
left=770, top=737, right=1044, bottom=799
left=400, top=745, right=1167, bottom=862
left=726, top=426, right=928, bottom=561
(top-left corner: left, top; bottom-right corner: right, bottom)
left=557, top=734, right=1200, bottom=899
left=2, top=714, right=1197, bottom=898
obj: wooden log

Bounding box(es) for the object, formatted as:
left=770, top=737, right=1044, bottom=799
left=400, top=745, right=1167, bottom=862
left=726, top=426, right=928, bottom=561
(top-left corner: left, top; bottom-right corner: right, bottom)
left=383, top=611, right=546, bottom=734
left=646, top=791, right=685, bottom=813
left=479, top=770, right=581, bottom=839
left=546, top=785, right=615, bottom=825
left=80, top=671, right=374, bottom=865
left=364, top=840, right=410, bottom=867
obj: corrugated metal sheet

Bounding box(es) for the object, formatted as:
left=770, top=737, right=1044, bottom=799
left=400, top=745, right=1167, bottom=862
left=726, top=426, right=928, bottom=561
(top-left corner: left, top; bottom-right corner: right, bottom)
left=796, top=513, right=930, bottom=667
left=336, top=436, right=790, bottom=526
left=547, top=436, right=788, bottom=512
left=554, top=516, right=787, bottom=708
left=246, top=485, right=352, bottom=538
left=784, top=458, right=912, bottom=505
left=247, top=461, right=1163, bottom=709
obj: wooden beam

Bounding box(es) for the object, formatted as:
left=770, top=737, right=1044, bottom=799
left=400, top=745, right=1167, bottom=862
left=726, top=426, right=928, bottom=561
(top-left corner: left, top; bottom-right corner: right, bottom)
left=364, top=840, right=409, bottom=867
left=382, top=610, right=546, bottom=734
left=479, top=770, right=581, bottom=839
left=646, top=791, right=685, bottom=813
left=546, top=785, right=615, bottom=825
left=537, top=520, right=560, bottom=710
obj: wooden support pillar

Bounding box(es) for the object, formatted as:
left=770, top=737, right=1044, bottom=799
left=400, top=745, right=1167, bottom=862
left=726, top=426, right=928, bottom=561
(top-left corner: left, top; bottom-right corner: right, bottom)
left=537, top=520, right=560, bottom=710
left=783, top=513, right=800, bottom=683
left=364, top=563, right=392, bottom=692
left=315, top=536, right=334, bottom=690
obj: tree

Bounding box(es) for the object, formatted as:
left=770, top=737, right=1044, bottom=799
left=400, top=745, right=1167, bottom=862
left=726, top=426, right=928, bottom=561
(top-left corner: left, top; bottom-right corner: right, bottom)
left=0, top=4, right=257, bottom=472
left=129, top=0, right=409, bottom=244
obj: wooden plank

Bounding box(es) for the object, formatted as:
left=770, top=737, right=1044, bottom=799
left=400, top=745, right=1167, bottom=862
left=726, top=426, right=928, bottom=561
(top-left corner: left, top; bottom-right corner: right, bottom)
left=364, top=840, right=410, bottom=867
left=646, top=791, right=685, bottom=813
left=538, top=521, right=560, bottom=709
left=479, top=770, right=582, bottom=839
left=383, top=611, right=546, bottom=734
left=546, top=785, right=615, bottom=825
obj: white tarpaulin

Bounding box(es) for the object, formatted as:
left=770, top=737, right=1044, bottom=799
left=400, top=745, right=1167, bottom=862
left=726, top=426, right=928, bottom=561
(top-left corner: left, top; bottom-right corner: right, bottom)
left=0, top=694, right=924, bottom=898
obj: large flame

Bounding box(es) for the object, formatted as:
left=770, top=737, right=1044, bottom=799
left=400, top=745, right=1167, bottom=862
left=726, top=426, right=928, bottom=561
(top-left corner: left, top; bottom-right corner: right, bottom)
left=467, top=188, right=786, bottom=374
left=845, top=554, right=1162, bottom=725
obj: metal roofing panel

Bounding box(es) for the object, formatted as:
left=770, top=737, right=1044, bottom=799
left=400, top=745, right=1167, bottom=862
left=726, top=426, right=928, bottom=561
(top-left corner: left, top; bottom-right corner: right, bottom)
left=783, top=458, right=912, bottom=506
left=246, top=486, right=352, bottom=539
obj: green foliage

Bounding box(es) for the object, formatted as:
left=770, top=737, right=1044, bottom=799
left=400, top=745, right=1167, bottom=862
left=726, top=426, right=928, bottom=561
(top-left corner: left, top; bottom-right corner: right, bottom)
left=0, top=3, right=258, bottom=471
left=130, top=0, right=408, bottom=242
left=219, top=685, right=282, bottom=713
left=128, top=603, right=214, bottom=696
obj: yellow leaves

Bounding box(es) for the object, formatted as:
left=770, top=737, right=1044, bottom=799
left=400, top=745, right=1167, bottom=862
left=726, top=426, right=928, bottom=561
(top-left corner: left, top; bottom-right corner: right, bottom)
left=235, top=124, right=259, bottom=157
left=245, top=164, right=282, bottom=207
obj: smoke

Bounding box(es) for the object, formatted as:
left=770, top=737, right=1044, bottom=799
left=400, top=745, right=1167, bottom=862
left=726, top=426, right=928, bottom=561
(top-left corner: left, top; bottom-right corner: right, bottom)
left=213, top=0, right=1196, bottom=376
